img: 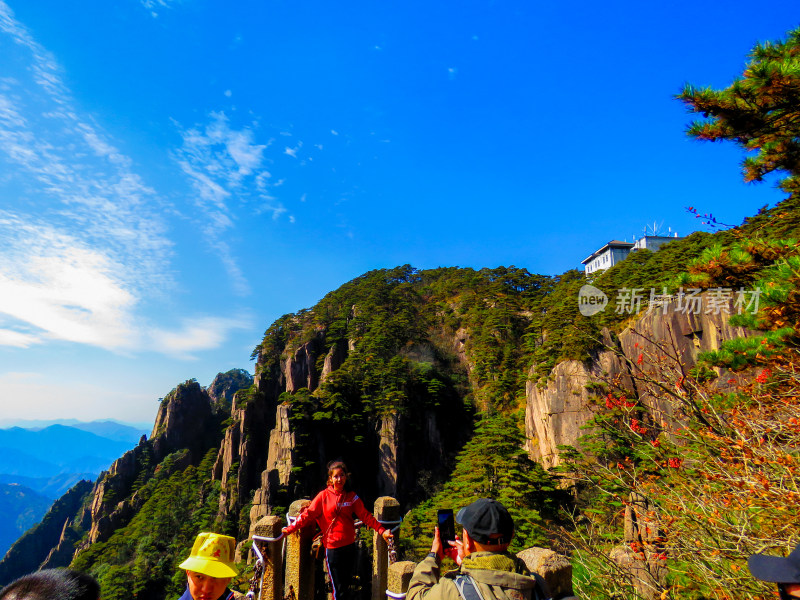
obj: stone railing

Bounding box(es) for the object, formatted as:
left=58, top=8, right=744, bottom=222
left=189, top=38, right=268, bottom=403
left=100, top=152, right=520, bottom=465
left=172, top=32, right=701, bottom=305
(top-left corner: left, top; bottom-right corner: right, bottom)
left=244, top=496, right=576, bottom=599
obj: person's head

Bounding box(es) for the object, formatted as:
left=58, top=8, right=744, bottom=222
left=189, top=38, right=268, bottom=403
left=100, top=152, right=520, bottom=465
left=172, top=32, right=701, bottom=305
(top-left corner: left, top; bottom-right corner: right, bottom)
left=178, top=532, right=238, bottom=600
left=0, top=569, right=99, bottom=600
left=326, top=460, right=350, bottom=492
left=456, top=498, right=515, bottom=556
left=748, top=542, right=800, bottom=599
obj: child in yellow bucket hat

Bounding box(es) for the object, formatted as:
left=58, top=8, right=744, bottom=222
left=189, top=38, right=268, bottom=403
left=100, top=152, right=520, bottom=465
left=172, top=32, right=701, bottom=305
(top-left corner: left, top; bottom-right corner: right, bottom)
left=178, top=532, right=239, bottom=600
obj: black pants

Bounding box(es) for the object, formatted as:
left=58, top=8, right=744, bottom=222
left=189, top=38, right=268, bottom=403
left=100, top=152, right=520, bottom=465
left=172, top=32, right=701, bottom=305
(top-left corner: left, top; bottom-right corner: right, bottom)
left=325, top=543, right=356, bottom=600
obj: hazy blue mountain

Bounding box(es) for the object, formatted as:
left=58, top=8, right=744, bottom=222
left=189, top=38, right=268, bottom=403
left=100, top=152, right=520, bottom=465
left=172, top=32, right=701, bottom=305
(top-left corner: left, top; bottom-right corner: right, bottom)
left=0, top=425, right=133, bottom=473
left=0, top=484, right=52, bottom=559
left=0, top=418, right=150, bottom=434
left=0, top=473, right=94, bottom=499
left=0, top=447, right=62, bottom=478
left=69, top=420, right=148, bottom=444
left=0, top=423, right=144, bottom=565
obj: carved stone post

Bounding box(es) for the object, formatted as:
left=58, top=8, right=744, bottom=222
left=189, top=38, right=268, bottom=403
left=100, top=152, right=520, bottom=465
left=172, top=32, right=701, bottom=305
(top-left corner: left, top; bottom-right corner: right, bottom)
left=252, top=515, right=284, bottom=600
left=285, top=499, right=314, bottom=600
left=387, top=561, right=415, bottom=599
left=372, top=496, right=401, bottom=600
left=517, top=547, right=573, bottom=598
left=609, top=491, right=666, bottom=600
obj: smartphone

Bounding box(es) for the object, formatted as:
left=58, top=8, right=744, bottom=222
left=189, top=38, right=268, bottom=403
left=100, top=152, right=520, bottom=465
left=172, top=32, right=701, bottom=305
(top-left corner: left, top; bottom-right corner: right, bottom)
left=437, top=509, right=455, bottom=544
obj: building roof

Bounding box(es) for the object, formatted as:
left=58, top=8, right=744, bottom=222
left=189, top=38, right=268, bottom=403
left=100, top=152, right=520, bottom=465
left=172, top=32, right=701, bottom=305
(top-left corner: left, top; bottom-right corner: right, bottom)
left=581, top=240, right=634, bottom=265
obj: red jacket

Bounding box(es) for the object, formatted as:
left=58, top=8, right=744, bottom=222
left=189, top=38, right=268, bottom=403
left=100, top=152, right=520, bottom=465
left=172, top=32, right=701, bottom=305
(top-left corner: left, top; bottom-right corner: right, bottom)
left=284, top=486, right=386, bottom=549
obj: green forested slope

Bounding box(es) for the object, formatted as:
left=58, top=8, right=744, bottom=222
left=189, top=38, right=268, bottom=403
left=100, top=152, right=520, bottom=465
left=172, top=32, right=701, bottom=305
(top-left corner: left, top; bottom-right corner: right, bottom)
left=24, top=25, right=800, bottom=597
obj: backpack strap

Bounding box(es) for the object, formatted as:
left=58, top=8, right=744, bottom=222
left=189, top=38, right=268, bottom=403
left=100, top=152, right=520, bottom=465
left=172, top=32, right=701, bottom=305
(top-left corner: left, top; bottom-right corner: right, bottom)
left=454, top=574, right=486, bottom=600
left=455, top=572, right=549, bottom=600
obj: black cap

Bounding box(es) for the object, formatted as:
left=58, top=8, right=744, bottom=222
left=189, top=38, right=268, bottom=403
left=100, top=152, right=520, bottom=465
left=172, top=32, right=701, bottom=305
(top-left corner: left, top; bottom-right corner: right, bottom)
left=455, top=498, right=514, bottom=545
left=748, top=543, right=800, bottom=583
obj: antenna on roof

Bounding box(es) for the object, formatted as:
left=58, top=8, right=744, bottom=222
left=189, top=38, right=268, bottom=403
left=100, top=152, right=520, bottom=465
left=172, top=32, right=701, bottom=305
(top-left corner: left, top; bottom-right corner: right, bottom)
left=644, top=221, right=664, bottom=236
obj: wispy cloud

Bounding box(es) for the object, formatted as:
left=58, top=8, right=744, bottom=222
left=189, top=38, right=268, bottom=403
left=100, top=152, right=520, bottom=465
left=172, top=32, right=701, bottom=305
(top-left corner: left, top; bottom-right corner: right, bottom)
left=173, top=111, right=290, bottom=292
left=0, top=330, right=40, bottom=348
left=284, top=141, right=302, bottom=158
left=0, top=2, right=240, bottom=358
left=0, top=3, right=172, bottom=293
left=150, top=316, right=252, bottom=360
left=140, top=0, right=180, bottom=18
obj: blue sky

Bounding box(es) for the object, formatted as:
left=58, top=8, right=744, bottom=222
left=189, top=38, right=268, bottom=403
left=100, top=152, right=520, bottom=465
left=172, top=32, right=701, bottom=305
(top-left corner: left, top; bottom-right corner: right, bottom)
left=0, top=0, right=794, bottom=426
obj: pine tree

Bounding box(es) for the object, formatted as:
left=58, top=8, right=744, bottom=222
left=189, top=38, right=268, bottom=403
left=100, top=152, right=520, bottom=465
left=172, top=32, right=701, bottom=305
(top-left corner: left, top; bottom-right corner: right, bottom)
left=678, top=27, right=800, bottom=194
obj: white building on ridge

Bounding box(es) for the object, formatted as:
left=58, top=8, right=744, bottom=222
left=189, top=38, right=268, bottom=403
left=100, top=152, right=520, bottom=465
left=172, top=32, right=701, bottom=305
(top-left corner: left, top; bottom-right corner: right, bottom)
left=582, top=234, right=682, bottom=275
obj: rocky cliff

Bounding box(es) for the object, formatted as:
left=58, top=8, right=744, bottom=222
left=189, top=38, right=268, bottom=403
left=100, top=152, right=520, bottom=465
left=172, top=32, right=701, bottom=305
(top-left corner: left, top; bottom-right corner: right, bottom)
left=0, top=254, right=777, bottom=599
left=216, top=329, right=469, bottom=537
left=0, top=374, right=248, bottom=585
left=525, top=295, right=753, bottom=469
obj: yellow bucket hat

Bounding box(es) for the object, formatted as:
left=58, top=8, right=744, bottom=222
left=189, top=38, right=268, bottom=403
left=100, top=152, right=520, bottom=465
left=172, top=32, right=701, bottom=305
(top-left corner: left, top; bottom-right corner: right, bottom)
left=178, top=532, right=239, bottom=578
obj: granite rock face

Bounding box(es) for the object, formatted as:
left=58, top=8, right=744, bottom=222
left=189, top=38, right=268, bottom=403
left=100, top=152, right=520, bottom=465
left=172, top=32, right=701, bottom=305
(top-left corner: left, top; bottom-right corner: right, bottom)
left=516, top=547, right=574, bottom=598
left=525, top=296, right=754, bottom=468
left=285, top=338, right=322, bottom=393
left=214, top=395, right=274, bottom=519
left=249, top=404, right=294, bottom=524
left=525, top=336, right=631, bottom=469
left=83, top=379, right=224, bottom=550
left=216, top=327, right=466, bottom=537
left=151, top=380, right=216, bottom=463
left=617, top=299, right=750, bottom=428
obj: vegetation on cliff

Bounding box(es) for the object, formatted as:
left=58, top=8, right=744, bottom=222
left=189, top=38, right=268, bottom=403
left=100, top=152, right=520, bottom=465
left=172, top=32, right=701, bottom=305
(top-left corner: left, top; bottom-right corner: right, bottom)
left=401, top=412, right=569, bottom=562
left=0, top=480, right=93, bottom=586
left=562, top=235, right=800, bottom=599
left=255, top=265, right=558, bottom=508
left=5, top=24, right=800, bottom=600
left=71, top=451, right=226, bottom=600
left=559, top=24, right=800, bottom=599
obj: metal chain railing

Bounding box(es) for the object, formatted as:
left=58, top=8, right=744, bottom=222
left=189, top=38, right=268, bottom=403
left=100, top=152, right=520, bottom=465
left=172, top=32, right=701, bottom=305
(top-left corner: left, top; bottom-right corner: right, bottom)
left=246, top=532, right=285, bottom=600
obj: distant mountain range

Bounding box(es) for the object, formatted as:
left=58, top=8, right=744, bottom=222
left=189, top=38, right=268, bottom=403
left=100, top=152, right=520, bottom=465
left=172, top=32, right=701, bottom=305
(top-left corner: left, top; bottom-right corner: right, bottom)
left=0, top=484, right=52, bottom=562
left=0, top=420, right=149, bottom=559
left=0, top=425, right=141, bottom=479
left=0, top=419, right=149, bottom=443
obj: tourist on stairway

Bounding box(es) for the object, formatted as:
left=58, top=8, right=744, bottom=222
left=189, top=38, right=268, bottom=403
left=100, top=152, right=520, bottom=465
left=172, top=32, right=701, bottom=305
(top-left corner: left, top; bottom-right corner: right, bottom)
left=282, top=460, right=393, bottom=600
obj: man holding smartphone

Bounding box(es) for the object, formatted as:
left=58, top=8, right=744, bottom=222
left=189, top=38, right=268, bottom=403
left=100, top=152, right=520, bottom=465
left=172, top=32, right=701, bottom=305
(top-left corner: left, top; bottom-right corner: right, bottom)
left=407, top=498, right=549, bottom=600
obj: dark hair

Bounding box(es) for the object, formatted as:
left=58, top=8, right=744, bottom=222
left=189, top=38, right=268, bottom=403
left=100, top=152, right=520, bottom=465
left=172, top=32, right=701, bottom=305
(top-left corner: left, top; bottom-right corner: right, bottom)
left=0, top=569, right=100, bottom=600
left=326, top=460, right=352, bottom=490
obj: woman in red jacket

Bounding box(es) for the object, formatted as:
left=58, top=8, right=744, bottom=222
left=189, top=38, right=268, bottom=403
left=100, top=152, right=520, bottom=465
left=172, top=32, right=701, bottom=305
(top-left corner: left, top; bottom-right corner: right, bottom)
left=282, top=460, right=393, bottom=600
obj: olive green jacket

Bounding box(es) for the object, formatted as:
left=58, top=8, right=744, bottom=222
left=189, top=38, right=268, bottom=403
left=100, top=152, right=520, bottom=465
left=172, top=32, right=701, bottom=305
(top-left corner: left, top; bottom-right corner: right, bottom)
left=406, top=552, right=548, bottom=600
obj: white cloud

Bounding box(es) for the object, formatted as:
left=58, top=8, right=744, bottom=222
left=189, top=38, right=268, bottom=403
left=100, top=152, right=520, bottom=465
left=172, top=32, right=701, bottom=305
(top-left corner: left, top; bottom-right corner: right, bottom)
left=173, top=112, right=291, bottom=293
left=0, top=4, right=241, bottom=358
left=0, top=216, right=138, bottom=350
left=284, top=142, right=303, bottom=158
left=0, top=4, right=172, bottom=296
left=150, top=316, right=251, bottom=359
left=0, top=215, right=247, bottom=356
left=0, top=329, right=40, bottom=348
